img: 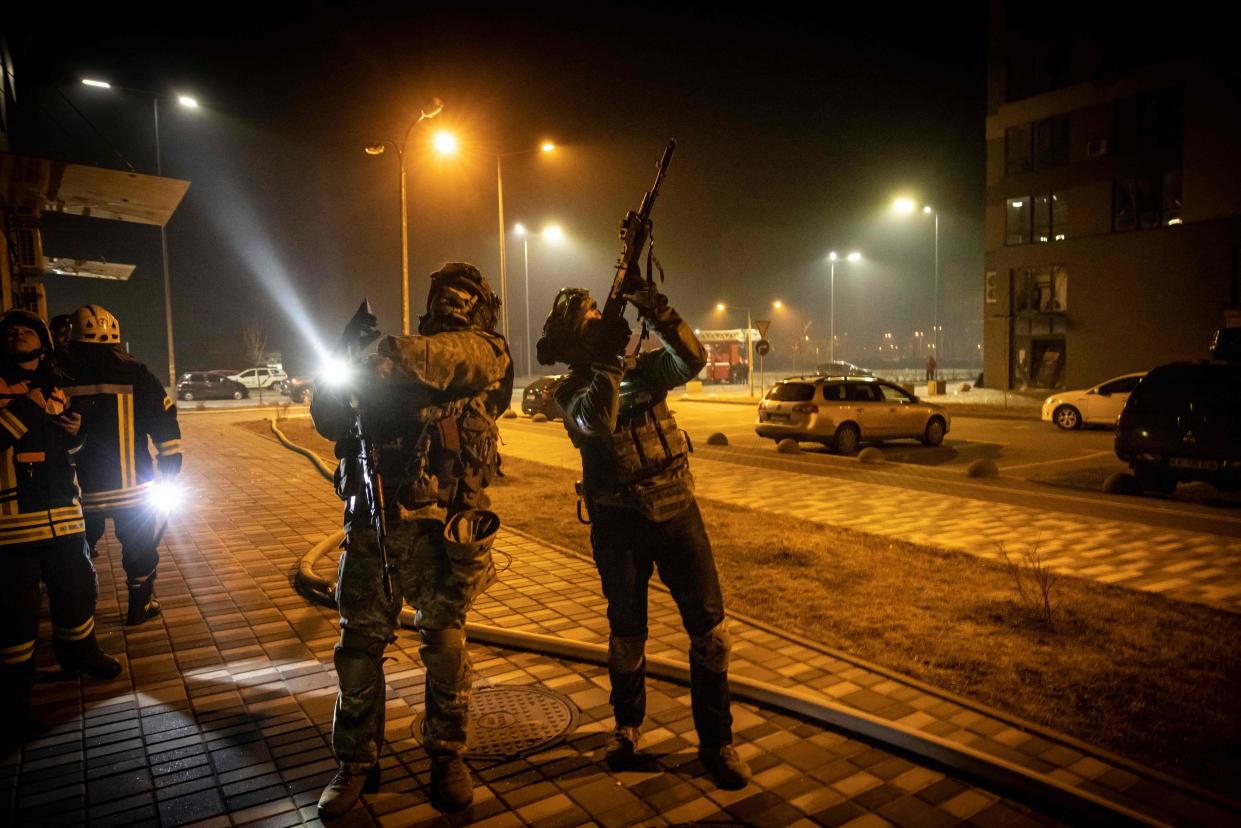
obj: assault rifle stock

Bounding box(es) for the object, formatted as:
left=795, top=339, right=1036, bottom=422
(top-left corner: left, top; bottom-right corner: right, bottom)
left=602, top=139, right=676, bottom=324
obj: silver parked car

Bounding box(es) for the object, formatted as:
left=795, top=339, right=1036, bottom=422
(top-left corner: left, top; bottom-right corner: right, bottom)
left=755, top=376, right=950, bottom=455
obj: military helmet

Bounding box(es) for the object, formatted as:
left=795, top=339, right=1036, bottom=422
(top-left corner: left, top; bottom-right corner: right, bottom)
left=70, top=304, right=122, bottom=344
left=420, top=262, right=502, bottom=333
left=536, top=287, right=594, bottom=366
left=0, top=309, right=54, bottom=357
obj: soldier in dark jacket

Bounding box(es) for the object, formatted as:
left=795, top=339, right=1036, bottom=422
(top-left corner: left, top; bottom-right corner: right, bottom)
left=536, top=286, right=751, bottom=790
left=0, top=310, right=120, bottom=732
left=62, top=305, right=182, bottom=626
left=312, top=263, right=512, bottom=817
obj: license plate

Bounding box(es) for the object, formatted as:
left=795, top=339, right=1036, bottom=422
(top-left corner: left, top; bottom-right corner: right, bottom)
left=1169, top=457, right=1221, bottom=470
left=765, top=412, right=789, bottom=422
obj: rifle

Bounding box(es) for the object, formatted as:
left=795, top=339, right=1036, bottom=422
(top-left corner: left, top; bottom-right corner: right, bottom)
left=337, top=300, right=396, bottom=604
left=602, top=139, right=676, bottom=325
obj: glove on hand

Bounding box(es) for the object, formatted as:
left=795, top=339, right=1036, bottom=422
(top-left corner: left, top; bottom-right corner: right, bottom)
left=586, top=314, right=631, bottom=363
left=623, top=284, right=668, bottom=319
left=337, top=300, right=380, bottom=355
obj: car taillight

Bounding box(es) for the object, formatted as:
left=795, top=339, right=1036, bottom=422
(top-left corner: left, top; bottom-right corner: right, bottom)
left=792, top=403, right=818, bottom=413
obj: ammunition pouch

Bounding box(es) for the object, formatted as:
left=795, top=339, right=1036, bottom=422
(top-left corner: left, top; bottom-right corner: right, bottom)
left=442, top=508, right=500, bottom=603
left=398, top=400, right=499, bottom=514
left=597, top=401, right=695, bottom=522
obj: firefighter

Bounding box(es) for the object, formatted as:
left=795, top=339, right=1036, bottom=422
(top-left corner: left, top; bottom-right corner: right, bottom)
left=535, top=285, right=752, bottom=790
left=1, top=310, right=121, bottom=730
left=312, top=263, right=513, bottom=816
left=63, top=305, right=182, bottom=626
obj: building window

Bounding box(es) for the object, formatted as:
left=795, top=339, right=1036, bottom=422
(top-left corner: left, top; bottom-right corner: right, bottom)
left=1114, top=174, right=1181, bottom=231
left=1032, top=116, right=1070, bottom=170
left=1012, top=266, right=1068, bottom=314
left=1137, top=87, right=1184, bottom=150
left=1029, top=193, right=1068, bottom=243
left=1051, top=193, right=1067, bottom=240
left=1006, top=196, right=1031, bottom=245
left=1006, top=125, right=1032, bottom=175
left=1163, top=171, right=1183, bottom=225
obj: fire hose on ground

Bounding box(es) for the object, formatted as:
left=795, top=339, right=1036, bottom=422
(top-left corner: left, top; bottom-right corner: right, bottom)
left=270, top=418, right=1195, bottom=828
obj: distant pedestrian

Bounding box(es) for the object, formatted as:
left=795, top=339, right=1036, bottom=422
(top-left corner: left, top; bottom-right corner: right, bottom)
left=62, top=305, right=183, bottom=626
left=0, top=310, right=121, bottom=732
left=925, top=354, right=938, bottom=381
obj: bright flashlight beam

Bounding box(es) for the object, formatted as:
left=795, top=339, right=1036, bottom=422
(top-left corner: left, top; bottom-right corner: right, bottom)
left=149, top=480, right=184, bottom=514
left=318, top=357, right=353, bottom=389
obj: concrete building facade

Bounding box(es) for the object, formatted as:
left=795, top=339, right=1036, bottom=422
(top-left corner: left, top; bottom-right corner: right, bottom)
left=984, top=7, right=1241, bottom=390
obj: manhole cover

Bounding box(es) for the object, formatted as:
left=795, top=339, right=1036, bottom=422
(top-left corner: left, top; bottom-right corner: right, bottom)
left=412, top=684, right=579, bottom=758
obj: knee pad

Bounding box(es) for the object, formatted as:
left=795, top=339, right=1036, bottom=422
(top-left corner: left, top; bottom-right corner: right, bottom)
left=419, top=626, right=465, bottom=648
left=689, top=619, right=731, bottom=673
left=608, top=634, right=646, bottom=674
left=335, top=633, right=387, bottom=691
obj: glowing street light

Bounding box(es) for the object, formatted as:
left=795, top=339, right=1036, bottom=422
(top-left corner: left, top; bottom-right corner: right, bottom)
left=512, top=223, right=567, bottom=377
left=772, top=300, right=783, bottom=310
left=433, top=130, right=458, bottom=155
left=364, top=96, right=445, bottom=334
left=892, top=196, right=941, bottom=356
left=495, top=142, right=558, bottom=340
left=80, top=76, right=201, bottom=388
left=827, top=249, right=863, bottom=362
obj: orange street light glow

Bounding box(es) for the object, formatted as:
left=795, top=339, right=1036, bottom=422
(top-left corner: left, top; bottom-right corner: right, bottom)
left=433, top=131, right=458, bottom=155
left=543, top=224, right=564, bottom=241
left=541, top=142, right=555, bottom=152
left=772, top=300, right=783, bottom=309
left=716, top=302, right=726, bottom=311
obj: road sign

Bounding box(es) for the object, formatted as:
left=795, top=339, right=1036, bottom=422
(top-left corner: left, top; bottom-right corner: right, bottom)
left=755, top=319, right=771, bottom=338
left=755, top=339, right=771, bottom=356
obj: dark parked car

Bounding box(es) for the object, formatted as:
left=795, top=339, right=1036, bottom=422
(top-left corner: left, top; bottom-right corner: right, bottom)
left=522, top=375, right=566, bottom=418
left=814, top=361, right=873, bottom=377
left=1115, top=360, right=1241, bottom=494
left=285, top=376, right=314, bottom=403
left=177, top=371, right=249, bottom=401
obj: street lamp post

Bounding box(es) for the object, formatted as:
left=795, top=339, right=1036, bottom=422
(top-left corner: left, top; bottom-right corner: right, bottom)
left=827, top=250, right=862, bottom=363
left=893, top=198, right=942, bottom=360
left=364, top=98, right=445, bottom=334
left=513, top=223, right=564, bottom=378
left=495, top=143, right=556, bottom=341
left=82, top=78, right=199, bottom=388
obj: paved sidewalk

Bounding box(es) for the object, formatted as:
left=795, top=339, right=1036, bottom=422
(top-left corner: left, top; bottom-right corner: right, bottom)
left=496, top=418, right=1241, bottom=614
left=1, top=414, right=1232, bottom=827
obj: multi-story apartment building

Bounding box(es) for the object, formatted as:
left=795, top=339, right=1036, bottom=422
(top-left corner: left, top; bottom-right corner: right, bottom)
left=983, top=6, right=1241, bottom=390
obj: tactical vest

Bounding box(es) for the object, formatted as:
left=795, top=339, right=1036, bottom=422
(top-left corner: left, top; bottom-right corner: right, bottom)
left=585, top=375, right=694, bottom=522
left=382, top=396, right=500, bottom=516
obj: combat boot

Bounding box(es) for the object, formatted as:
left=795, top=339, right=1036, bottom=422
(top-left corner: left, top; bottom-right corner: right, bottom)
left=429, top=753, right=473, bottom=812
left=55, top=634, right=122, bottom=680
left=698, top=744, right=751, bottom=790
left=605, top=725, right=642, bottom=770
left=126, top=578, right=161, bottom=626
left=317, top=762, right=379, bottom=819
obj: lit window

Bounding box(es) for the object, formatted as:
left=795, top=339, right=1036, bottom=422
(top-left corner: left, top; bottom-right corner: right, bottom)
left=1006, top=196, right=1032, bottom=245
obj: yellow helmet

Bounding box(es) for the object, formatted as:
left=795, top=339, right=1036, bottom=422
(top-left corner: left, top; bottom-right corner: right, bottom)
left=70, top=304, right=122, bottom=344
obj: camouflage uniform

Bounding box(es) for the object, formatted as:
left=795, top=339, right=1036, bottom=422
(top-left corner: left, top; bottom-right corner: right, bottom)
left=313, top=309, right=512, bottom=768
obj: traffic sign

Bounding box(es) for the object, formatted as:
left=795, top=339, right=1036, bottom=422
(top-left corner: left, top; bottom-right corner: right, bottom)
left=755, top=319, right=771, bottom=338
left=755, top=339, right=771, bottom=356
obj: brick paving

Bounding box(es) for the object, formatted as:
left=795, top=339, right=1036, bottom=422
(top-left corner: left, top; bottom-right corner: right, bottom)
left=0, top=411, right=1233, bottom=827
left=496, top=417, right=1241, bottom=613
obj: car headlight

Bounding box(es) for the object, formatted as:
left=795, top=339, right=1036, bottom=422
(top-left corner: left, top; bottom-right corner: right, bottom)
left=148, top=480, right=184, bottom=514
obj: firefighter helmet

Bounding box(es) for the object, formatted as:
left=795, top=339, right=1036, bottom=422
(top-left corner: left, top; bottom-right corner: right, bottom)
left=70, top=304, right=122, bottom=344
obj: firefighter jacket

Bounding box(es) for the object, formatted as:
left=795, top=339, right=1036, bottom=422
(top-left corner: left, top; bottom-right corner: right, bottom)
left=0, top=370, right=86, bottom=546
left=555, top=304, right=707, bottom=522
left=63, top=343, right=182, bottom=515
left=312, top=328, right=513, bottom=518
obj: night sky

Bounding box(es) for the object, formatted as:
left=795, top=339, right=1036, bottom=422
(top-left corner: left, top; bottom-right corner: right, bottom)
left=8, top=3, right=987, bottom=378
